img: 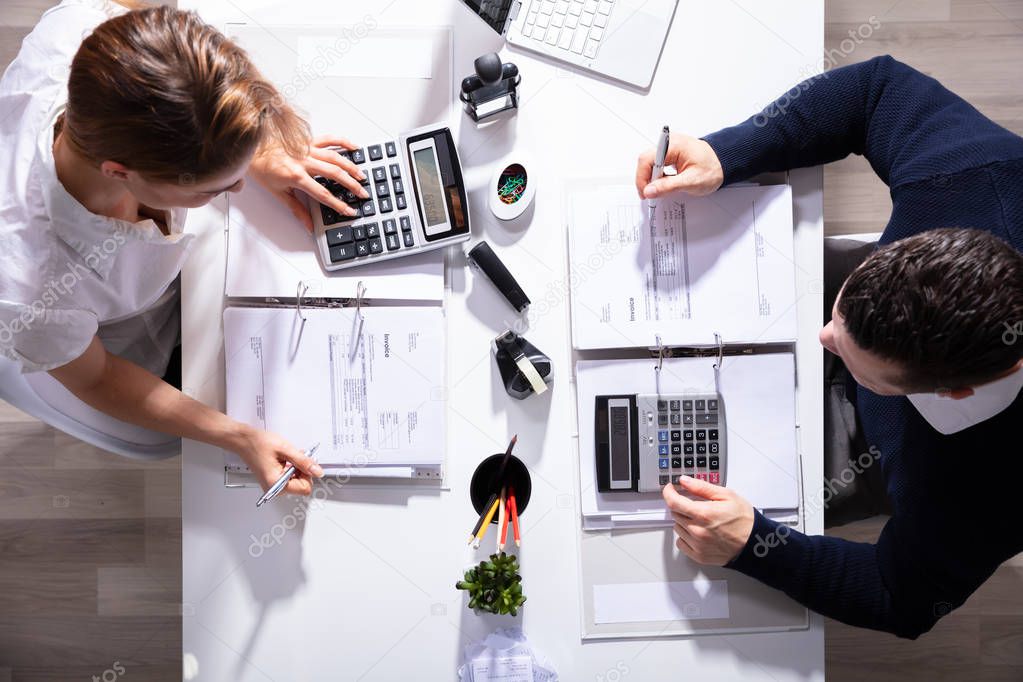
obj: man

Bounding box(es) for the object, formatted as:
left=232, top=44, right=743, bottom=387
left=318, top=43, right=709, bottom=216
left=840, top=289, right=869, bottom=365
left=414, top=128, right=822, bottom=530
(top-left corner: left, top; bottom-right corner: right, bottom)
left=634, top=55, right=1023, bottom=639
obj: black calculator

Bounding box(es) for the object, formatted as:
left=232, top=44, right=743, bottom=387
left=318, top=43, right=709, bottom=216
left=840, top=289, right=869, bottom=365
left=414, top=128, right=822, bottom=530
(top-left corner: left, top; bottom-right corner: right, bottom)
left=309, top=124, right=472, bottom=271
left=595, top=392, right=727, bottom=493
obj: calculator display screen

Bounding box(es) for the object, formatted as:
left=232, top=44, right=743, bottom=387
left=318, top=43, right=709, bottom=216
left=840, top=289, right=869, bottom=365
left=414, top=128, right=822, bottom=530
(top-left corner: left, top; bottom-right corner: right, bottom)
left=412, top=147, right=448, bottom=229
left=610, top=406, right=630, bottom=481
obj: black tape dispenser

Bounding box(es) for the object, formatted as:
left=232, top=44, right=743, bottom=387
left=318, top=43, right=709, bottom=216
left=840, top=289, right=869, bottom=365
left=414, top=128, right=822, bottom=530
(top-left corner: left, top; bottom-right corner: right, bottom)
left=492, top=330, right=553, bottom=400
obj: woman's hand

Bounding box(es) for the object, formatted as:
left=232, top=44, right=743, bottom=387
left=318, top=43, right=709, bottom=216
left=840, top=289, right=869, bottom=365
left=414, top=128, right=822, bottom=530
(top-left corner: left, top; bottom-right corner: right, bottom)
left=636, top=133, right=724, bottom=199
left=248, top=135, right=370, bottom=232
left=234, top=426, right=324, bottom=495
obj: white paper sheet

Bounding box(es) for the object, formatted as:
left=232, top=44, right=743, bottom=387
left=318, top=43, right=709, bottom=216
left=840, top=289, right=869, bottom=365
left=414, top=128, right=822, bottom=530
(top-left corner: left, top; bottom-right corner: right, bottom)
left=568, top=183, right=797, bottom=349
left=224, top=305, right=445, bottom=467
left=226, top=182, right=445, bottom=301
left=470, top=656, right=534, bottom=682
left=593, top=579, right=730, bottom=624
left=297, top=36, right=434, bottom=79
left=575, top=353, right=800, bottom=524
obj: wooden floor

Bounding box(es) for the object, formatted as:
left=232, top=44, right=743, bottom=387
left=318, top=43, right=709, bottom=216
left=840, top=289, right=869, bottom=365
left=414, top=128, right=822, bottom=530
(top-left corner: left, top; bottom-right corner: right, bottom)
left=0, top=0, right=1021, bottom=680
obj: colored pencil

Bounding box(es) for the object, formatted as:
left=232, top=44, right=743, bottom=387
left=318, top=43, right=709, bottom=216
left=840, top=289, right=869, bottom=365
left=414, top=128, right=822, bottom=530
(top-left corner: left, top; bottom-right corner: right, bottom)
left=493, top=435, right=518, bottom=486
left=472, top=496, right=501, bottom=549
left=509, top=487, right=521, bottom=548
left=499, top=488, right=510, bottom=552
left=468, top=492, right=498, bottom=543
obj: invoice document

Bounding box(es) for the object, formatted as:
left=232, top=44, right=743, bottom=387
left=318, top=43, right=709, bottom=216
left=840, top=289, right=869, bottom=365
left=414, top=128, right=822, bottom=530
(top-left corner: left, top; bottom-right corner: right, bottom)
left=224, top=305, right=445, bottom=468
left=567, top=183, right=797, bottom=350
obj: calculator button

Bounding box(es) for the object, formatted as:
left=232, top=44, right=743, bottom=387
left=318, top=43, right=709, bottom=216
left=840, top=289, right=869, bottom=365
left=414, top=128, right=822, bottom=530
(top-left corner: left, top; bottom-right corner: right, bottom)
left=695, top=399, right=705, bottom=410
left=695, top=430, right=706, bottom=441
left=657, top=400, right=667, bottom=410
left=670, top=430, right=681, bottom=442
left=385, top=141, right=397, bottom=157
left=659, top=475, right=670, bottom=486
left=355, top=241, right=370, bottom=257
left=670, top=413, right=681, bottom=425
left=658, top=431, right=669, bottom=443
left=361, top=201, right=376, bottom=217
left=368, top=144, right=383, bottom=161
left=682, top=400, right=693, bottom=411
left=385, top=234, right=401, bottom=251
left=696, top=413, right=718, bottom=425
left=372, top=167, right=387, bottom=183
left=671, top=457, right=682, bottom=468
left=658, top=458, right=669, bottom=470
left=657, top=414, right=668, bottom=426
left=708, top=399, right=718, bottom=411
left=670, top=443, right=681, bottom=455
left=380, top=197, right=393, bottom=213
left=696, top=444, right=707, bottom=455
left=402, top=231, right=415, bottom=248
left=376, top=182, right=390, bottom=198
left=669, top=400, right=680, bottom=411
left=695, top=473, right=708, bottom=482
left=390, top=163, right=401, bottom=179
left=320, top=205, right=342, bottom=225
left=399, top=216, right=412, bottom=232
left=709, top=429, right=719, bottom=440
left=709, top=442, right=719, bottom=455
left=658, top=444, right=669, bottom=456
left=325, top=226, right=353, bottom=246
left=368, top=237, right=384, bottom=254
left=708, top=472, right=720, bottom=485
left=395, top=194, right=407, bottom=210
left=683, top=414, right=694, bottom=425
left=696, top=456, right=707, bottom=468
left=684, top=443, right=694, bottom=455
left=350, top=148, right=366, bottom=164
left=393, top=179, right=404, bottom=194
left=364, top=222, right=380, bottom=239
left=329, top=244, right=357, bottom=262
left=382, top=219, right=397, bottom=235
left=683, top=430, right=693, bottom=441
left=683, top=456, right=694, bottom=468
left=353, top=226, right=367, bottom=241
left=709, top=456, right=720, bottom=470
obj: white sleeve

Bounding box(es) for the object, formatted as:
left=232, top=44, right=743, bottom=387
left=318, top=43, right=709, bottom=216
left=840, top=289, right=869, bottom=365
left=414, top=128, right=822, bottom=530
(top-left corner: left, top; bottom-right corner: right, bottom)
left=0, top=301, right=98, bottom=373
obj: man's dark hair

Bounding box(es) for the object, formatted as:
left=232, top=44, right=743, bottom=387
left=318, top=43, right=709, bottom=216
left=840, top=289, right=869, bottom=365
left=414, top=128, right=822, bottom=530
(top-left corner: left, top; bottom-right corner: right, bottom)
left=838, top=228, right=1023, bottom=392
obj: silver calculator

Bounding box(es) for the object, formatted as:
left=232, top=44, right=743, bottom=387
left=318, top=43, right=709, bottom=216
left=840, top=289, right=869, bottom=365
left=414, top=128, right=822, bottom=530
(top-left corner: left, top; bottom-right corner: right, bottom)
left=595, top=393, right=726, bottom=493
left=309, top=123, right=472, bottom=271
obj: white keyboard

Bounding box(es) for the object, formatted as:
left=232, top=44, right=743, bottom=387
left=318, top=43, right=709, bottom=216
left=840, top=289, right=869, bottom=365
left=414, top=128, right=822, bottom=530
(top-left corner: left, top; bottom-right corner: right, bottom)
left=520, top=0, right=615, bottom=59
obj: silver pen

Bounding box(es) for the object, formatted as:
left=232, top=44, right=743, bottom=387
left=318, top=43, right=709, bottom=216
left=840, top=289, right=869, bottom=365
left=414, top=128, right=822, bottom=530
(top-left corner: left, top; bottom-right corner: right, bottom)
left=648, top=125, right=671, bottom=215
left=256, top=443, right=320, bottom=507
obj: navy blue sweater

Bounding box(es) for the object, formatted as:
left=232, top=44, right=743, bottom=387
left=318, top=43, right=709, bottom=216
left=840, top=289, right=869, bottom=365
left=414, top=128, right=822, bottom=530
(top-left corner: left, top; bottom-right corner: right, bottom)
left=703, top=56, right=1023, bottom=638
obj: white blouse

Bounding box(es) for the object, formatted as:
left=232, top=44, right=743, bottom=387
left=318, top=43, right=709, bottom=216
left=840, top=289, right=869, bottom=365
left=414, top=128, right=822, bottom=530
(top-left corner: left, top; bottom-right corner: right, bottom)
left=0, top=0, right=194, bottom=376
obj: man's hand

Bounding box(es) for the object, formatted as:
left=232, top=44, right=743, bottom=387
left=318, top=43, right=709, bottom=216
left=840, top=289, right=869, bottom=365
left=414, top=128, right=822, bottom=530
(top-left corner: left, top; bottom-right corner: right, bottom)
left=249, top=135, right=369, bottom=232
left=636, top=133, right=724, bottom=199
left=662, top=475, right=755, bottom=566
left=235, top=426, right=324, bottom=496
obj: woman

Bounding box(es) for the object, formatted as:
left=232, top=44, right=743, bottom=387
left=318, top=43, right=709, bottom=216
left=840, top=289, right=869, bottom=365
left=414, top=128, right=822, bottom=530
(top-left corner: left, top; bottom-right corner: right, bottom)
left=0, top=0, right=366, bottom=494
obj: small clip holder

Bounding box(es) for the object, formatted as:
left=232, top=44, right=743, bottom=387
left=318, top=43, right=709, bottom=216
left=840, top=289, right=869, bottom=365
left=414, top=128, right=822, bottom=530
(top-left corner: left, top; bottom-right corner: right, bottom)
left=492, top=330, right=553, bottom=400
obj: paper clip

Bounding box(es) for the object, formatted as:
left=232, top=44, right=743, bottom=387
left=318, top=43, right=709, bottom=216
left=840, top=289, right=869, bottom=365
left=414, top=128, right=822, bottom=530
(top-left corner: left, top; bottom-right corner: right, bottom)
left=296, top=281, right=309, bottom=322
left=712, top=332, right=724, bottom=371
left=348, top=281, right=367, bottom=360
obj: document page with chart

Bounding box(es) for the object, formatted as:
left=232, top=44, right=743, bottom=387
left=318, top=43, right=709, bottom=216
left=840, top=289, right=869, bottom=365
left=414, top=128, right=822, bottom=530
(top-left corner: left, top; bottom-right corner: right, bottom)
left=223, top=305, right=445, bottom=468
left=567, top=182, right=797, bottom=350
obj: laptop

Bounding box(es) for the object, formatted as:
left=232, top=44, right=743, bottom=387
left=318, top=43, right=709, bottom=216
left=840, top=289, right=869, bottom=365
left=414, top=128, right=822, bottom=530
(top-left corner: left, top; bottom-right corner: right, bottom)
left=460, top=0, right=678, bottom=89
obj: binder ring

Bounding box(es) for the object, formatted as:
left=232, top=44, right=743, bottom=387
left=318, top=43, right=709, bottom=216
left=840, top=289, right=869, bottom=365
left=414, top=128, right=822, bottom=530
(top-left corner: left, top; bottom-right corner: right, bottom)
left=654, top=334, right=665, bottom=373
left=713, top=332, right=724, bottom=370
left=296, top=281, right=310, bottom=322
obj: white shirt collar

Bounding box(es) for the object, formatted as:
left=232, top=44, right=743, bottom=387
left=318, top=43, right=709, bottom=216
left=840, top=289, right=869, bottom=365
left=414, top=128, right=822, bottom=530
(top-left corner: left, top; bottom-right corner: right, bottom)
left=907, top=367, right=1023, bottom=435
left=37, top=106, right=186, bottom=280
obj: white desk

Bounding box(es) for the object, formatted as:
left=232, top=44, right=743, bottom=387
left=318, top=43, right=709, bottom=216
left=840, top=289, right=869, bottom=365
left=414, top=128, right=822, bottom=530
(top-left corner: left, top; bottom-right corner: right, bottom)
left=180, top=1, right=825, bottom=679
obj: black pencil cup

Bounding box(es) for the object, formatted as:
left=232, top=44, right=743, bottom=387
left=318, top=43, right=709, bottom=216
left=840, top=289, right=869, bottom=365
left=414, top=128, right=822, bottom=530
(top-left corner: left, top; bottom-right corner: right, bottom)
left=470, top=454, right=532, bottom=523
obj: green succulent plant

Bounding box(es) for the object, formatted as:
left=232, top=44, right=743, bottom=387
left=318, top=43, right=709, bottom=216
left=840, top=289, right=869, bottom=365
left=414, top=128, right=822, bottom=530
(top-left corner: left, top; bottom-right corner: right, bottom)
left=456, top=552, right=527, bottom=616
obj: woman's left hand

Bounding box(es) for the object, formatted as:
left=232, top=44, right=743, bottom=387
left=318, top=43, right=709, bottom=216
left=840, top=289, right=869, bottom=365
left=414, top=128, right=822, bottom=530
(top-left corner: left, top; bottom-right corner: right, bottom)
left=248, top=135, right=370, bottom=232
